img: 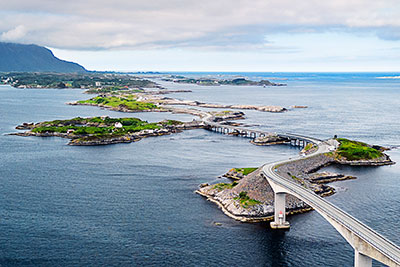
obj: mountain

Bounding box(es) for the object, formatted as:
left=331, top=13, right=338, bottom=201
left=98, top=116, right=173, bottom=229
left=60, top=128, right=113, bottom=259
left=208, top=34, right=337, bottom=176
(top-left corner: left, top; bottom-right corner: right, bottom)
left=0, top=42, right=86, bottom=73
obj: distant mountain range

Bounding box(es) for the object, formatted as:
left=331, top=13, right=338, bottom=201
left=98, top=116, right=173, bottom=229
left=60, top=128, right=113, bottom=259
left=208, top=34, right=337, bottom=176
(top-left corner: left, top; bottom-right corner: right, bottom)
left=0, top=42, right=86, bottom=73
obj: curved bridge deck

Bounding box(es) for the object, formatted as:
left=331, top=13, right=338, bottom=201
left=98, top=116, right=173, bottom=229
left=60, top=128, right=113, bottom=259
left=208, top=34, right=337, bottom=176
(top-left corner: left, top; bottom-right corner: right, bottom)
left=203, top=115, right=400, bottom=267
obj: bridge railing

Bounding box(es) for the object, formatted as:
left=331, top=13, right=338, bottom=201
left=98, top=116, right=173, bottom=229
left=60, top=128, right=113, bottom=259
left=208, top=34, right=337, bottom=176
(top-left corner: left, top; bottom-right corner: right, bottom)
left=263, top=164, right=400, bottom=266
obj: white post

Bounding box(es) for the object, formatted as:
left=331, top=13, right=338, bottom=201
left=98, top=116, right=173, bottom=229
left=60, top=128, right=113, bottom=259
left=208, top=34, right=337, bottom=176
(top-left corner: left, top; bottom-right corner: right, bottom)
left=354, top=250, right=372, bottom=267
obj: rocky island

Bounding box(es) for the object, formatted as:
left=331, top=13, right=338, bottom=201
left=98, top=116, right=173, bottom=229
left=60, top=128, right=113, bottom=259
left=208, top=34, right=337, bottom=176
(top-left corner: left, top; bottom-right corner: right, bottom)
left=12, top=109, right=247, bottom=146
left=70, top=93, right=288, bottom=113
left=8, top=71, right=394, bottom=227
left=162, top=76, right=286, bottom=86
left=197, top=138, right=394, bottom=222
left=13, top=117, right=204, bottom=146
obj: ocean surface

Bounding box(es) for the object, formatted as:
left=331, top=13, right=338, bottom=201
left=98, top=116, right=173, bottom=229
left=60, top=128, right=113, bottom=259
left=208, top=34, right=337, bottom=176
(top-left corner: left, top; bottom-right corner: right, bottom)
left=0, top=72, right=399, bottom=266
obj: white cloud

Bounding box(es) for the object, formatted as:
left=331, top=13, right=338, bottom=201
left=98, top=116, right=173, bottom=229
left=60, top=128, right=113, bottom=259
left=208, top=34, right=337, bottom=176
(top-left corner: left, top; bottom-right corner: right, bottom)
left=1, top=0, right=400, bottom=50
left=1, top=25, right=27, bottom=41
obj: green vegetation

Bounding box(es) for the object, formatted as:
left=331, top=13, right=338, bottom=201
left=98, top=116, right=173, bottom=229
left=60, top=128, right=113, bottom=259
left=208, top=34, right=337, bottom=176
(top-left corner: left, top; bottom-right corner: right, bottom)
left=287, top=172, right=305, bottom=186
left=31, top=117, right=161, bottom=136
left=336, top=138, right=383, bottom=160
left=234, top=191, right=262, bottom=208
left=1, top=72, right=158, bottom=89
left=303, top=143, right=315, bottom=152
left=161, top=120, right=184, bottom=126
left=161, top=76, right=285, bottom=86
left=19, top=116, right=190, bottom=145
left=214, top=110, right=234, bottom=117
left=78, top=96, right=159, bottom=111
left=213, top=181, right=238, bottom=191
left=235, top=168, right=258, bottom=176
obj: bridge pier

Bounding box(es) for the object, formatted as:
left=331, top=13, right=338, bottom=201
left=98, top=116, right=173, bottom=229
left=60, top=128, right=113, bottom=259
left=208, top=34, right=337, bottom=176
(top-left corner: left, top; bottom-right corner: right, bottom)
left=270, top=192, right=290, bottom=229
left=355, top=250, right=372, bottom=267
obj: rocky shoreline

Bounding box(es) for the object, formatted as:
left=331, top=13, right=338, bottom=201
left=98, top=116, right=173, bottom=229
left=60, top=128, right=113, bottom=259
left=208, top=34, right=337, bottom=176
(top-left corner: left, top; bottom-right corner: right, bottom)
left=197, top=141, right=395, bottom=223
left=10, top=76, right=396, bottom=225
left=196, top=169, right=314, bottom=222
left=196, top=188, right=313, bottom=223
left=69, top=97, right=288, bottom=113
left=162, top=76, right=287, bottom=87
left=334, top=155, right=394, bottom=166
left=12, top=118, right=206, bottom=146
left=11, top=128, right=180, bottom=146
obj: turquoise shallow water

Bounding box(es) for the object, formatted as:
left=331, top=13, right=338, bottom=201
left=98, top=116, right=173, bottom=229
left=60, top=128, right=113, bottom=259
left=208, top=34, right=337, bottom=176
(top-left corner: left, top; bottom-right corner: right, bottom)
left=0, top=73, right=399, bottom=266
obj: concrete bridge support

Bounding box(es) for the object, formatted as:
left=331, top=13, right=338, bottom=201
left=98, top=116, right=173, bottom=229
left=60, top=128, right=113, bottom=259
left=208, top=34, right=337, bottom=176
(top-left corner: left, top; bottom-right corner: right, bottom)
left=355, top=250, right=372, bottom=267
left=270, top=192, right=290, bottom=229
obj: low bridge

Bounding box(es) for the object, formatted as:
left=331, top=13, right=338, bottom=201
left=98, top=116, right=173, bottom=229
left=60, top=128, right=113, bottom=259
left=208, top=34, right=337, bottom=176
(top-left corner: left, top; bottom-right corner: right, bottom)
left=206, top=120, right=315, bottom=148
left=202, top=115, right=400, bottom=267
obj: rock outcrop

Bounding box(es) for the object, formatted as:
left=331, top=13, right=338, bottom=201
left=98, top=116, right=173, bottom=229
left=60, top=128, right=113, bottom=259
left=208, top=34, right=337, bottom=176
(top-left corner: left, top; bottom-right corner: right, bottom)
left=251, top=134, right=289, bottom=145
left=197, top=169, right=311, bottom=222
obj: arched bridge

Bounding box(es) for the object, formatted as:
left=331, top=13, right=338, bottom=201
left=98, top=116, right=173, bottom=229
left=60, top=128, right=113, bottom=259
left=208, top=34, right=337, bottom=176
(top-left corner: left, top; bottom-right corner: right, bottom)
left=202, top=114, right=400, bottom=267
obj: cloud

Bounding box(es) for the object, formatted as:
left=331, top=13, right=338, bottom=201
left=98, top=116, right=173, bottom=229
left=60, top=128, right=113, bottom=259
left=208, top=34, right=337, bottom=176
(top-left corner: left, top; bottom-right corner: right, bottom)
left=0, top=25, right=27, bottom=41
left=1, top=0, right=400, bottom=50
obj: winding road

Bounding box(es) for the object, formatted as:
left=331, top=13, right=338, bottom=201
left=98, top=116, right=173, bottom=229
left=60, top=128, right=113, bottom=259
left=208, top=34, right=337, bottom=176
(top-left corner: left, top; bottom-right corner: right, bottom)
left=202, top=113, right=400, bottom=266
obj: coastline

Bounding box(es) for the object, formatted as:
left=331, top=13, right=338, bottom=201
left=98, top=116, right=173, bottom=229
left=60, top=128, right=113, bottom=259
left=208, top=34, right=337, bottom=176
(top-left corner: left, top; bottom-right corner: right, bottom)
left=9, top=76, right=396, bottom=225
left=196, top=141, right=394, bottom=224
left=195, top=189, right=313, bottom=223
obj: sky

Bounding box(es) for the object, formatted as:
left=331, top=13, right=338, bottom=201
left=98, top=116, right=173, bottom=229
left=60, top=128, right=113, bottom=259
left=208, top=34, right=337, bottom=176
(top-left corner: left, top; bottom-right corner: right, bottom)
left=1, top=0, right=400, bottom=72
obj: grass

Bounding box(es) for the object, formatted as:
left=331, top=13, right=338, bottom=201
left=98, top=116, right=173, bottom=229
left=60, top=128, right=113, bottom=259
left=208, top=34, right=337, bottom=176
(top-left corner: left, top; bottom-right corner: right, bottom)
left=336, top=138, right=383, bottom=160
left=78, top=96, right=158, bottom=111
left=162, top=120, right=184, bottom=126
left=303, top=143, right=315, bottom=152
left=234, top=168, right=258, bottom=176
left=31, top=117, right=161, bottom=135
left=214, top=110, right=233, bottom=116
left=234, top=191, right=262, bottom=208
left=213, top=182, right=238, bottom=191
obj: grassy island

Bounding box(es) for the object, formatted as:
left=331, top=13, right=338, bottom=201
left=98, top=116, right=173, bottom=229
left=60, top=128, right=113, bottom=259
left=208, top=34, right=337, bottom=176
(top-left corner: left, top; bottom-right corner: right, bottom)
left=77, top=96, right=159, bottom=111
left=335, top=138, right=383, bottom=160
left=31, top=117, right=161, bottom=136
left=15, top=116, right=201, bottom=146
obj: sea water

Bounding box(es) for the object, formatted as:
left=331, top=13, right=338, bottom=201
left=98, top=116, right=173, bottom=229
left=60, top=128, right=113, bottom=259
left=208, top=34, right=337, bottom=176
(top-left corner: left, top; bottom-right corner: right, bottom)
left=0, top=72, right=399, bottom=266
